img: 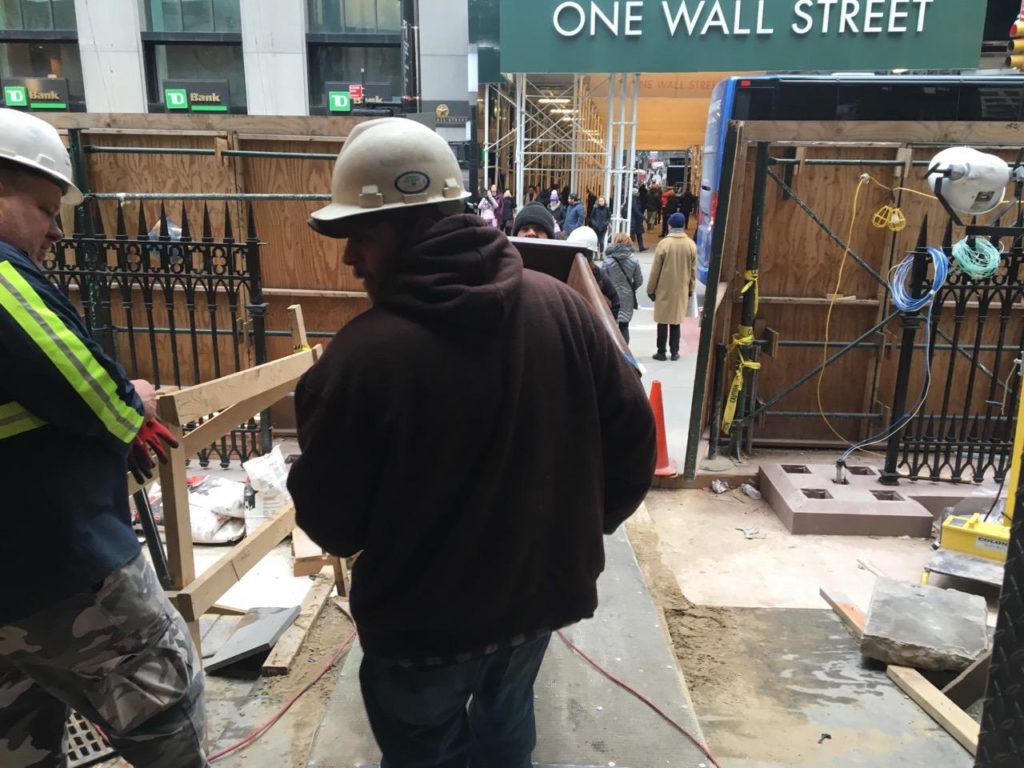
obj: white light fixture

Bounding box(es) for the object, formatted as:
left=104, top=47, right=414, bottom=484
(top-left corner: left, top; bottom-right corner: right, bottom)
left=538, top=98, right=571, bottom=104
left=550, top=108, right=578, bottom=114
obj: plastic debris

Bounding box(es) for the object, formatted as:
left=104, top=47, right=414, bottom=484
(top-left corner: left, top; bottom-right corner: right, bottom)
left=711, top=480, right=730, bottom=494
left=740, top=483, right=762, bottom=500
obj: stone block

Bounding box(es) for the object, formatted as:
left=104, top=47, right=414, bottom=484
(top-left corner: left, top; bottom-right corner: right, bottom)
left=861, top=578, right=989, bottom=672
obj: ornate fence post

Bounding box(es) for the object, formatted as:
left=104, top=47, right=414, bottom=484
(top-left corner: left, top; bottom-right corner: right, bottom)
left=243, top=202, right=272, bottom=453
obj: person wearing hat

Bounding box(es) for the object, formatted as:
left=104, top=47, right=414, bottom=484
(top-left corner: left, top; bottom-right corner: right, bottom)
left=647, top=212, right=696, bottom=361
left=0, top=108, right=208, bottom=766
left=511, top=201, right=557, bottom=239
left=562, top=192, right=585, bottom=236
left=288, top=118, right=656, bottom=766
left=547, top=189, right=566, bottom=231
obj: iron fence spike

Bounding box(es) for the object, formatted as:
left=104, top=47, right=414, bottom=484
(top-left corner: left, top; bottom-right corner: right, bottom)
left=137, top=201, right=148, bottom=239
left=180, top=204, right=192, bottom=241
left=223, top=203, right=234, bottom=242
left=202, top=203, right=213, bottom=242
left=158, top=202, right=169, bottom=239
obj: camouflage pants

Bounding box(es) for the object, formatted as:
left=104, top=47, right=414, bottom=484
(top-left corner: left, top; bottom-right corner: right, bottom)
left=0, top=553, right=209, bottom=767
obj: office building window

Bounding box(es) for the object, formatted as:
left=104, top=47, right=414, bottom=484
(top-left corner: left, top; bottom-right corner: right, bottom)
left=0, top=0, right=76, bottom=30
left=308, top=44, right=400, bottom=104
left=144, top=42, right=245, bottom=111
left=308, top=0, right=401, bottom=34
left=141, top=0, right=241, bottom=33
left=140, top=0, right=244, bottom=112
left=0, top=0, right=84, bottom=110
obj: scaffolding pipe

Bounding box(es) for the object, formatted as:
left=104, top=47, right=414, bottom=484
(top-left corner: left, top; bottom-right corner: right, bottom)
left=604, top=74, right=615, bottom=203
left=624, top=73, right=639, bottom=240
left=613, top=74, right=627, bottom=233
left=570, top=75, right=579, bottom=197
left=483, top=84, right=489, bottom=192
left=515, top=74, right=526, bottom=210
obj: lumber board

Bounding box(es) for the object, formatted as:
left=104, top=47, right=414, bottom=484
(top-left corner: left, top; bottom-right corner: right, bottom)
left=288, top=304, right=310, bottom=350
left=262, top=568, right=335, bottom=676
left=942, top=652, right=991, bottom=710
left=292, top=527, right=330, bottom=577
left=887, top=665, right=980, bottom=756
left=176, top=503, right=296, bottom=621
left=155, top=420, right=194, bottom=591
left=167, top=348, right=317, bottom=424
left=181, top=377, right=298, bottom=455
left=741, top=121, right=1024, bottom=146
left=819, top=588, right=866, bottom=639
left=42, top=112, right=366, bottom=136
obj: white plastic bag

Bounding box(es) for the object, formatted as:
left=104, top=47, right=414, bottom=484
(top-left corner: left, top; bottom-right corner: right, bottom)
left=686, top=292, right=699, bottom=318
left=243, top=446, right=292, bottom=528
left=188, top=476, right=247, bottom=544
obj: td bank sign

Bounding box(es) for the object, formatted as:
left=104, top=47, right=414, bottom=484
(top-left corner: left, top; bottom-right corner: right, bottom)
left=500, top=0, right=986, bottom=73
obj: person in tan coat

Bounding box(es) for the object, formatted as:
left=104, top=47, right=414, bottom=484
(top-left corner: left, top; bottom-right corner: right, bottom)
left=646, top=212, right=696, bottom=361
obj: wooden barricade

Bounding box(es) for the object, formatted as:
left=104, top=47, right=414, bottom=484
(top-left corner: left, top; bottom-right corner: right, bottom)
left=152, top=305, right=327, bottom=650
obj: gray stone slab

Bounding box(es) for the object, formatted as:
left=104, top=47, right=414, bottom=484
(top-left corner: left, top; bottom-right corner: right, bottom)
left=307, top=527, right=704, bottom=767
left=696, top=607, right=975, bottom=768
left=861, top=578, right=989, bottom=672
left=925, top=549, right=1005, bottom=588
left=205, top=606, right=300, bottom=673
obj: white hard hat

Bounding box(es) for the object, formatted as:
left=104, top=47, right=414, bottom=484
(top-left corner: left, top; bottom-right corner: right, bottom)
left=0, top=108, right=82, bottom=204
left=310, top=117, right=469, bottom=237
left=567, top=226, right=599, bottom=251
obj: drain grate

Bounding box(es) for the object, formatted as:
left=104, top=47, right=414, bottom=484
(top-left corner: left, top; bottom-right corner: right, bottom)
left=67, top=711, right=115, bottom=767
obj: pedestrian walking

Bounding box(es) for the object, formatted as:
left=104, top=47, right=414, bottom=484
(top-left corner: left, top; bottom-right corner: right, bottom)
left=647, top=212, right=696, bottom=361
left=601, top=233, right=644, bottom=343
left=589, top=196, right=611, bottom=255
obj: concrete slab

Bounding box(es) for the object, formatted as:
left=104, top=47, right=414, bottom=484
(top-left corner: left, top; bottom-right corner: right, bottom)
left=306, top=527, right=705, bottom=767
left=205, top=606, right=300, bottom=673
left=692, top=607, right=975, bottom=767
left=861, top=578, right=989, bottom=672
left=761, top=462, right=934, bottom=537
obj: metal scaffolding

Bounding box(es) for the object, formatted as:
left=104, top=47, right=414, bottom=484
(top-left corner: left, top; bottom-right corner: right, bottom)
left=480, top=74, right=639, bottom=233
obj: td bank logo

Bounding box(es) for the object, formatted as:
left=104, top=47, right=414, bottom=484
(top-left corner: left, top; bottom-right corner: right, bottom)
left=328, top=91, right=351, bottom=113
left=164, top=88, right=189, bottom=110
left=3, top=86, right=27, bottom=107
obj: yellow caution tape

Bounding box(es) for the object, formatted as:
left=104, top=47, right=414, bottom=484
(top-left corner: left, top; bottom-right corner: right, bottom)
left=294, top=344, right=312, bottom=352
left=741, top=270, right=759, bottom=315
left=722, top=326, right=762, bottom=436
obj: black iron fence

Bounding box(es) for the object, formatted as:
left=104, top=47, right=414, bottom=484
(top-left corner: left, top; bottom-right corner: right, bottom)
left=884, top=212, right=1024, bottom=484
left=46, top=198, right=269, bottom=466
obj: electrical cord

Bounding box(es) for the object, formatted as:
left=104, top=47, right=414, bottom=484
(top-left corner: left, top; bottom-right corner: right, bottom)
left=952, top=236, right=1002, bottom=280
left=200, top=626, right=723, bottom=766
left=983, top=471, right=1009, bottom=523
left=556, top=630, right=722, bottom=768
left=208, top=629, right=358, bottom=763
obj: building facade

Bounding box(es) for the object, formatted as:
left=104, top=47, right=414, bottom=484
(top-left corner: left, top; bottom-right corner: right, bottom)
left=0, top=0, right=471, bottom=125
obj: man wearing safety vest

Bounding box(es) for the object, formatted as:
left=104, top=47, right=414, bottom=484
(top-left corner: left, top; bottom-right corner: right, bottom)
left=0, top=109, right=209, bottom=767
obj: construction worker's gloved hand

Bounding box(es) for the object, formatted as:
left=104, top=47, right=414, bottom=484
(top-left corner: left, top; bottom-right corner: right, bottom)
left=137, top=419, right=179, bottom=464
left=127, top=439, right=156, bottom=484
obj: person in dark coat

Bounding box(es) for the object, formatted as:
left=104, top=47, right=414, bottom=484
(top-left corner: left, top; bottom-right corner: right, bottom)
left=661, top=189, right=682, bottom=238
left=601, top=232, right=644, bottom=343
left=501, top=189, right=516, bottom=235
left=678, top=188, right=696, bottom=230
left=563, top=193, right=585, bottom=236
left=547, top=190, right=566, bottom=232
left=589, top=196, right=611, bottom=255
left=293, top=118, right=655, bottom=766
left=621, top=189, right=646, bottom=252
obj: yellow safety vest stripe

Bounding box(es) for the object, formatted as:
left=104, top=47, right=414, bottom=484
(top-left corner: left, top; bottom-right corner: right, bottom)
left=0, top=262, right=142, bottom=444
left=0, top=400, right=47, bottom=440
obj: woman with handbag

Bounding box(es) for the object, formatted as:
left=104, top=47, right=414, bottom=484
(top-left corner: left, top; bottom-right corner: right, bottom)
left=601, top=233, right=644, bottom=343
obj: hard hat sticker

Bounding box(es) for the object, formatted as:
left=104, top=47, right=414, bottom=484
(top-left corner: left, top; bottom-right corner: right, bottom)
left=395, top=171, right=430, bottom=195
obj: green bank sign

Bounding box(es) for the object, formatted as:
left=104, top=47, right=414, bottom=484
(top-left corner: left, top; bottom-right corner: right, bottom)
left=500, top=0, right=987, bottom=73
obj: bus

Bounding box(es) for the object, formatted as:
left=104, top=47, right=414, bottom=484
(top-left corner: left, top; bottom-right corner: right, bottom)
left=695, top=74, right=1024, bottom=284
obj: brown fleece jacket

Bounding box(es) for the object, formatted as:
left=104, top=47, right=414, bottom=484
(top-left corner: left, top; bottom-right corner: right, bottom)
left=287, top=214, right=655, bottom=660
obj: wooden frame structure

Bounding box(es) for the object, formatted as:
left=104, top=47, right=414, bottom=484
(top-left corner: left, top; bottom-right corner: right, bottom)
left=152, top=305, right=325, bottom=649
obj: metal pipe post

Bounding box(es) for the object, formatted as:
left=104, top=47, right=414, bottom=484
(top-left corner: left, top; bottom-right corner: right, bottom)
left=624, top=73, right=639, bottom=238
left=684, top=121, right=741, bottom=478
left=730, top=141, right=770, bottom=458
left=880, top=240, right=930, bottom=486
left=708, top=343, right=727, bottom=460
left=569, top=75, right=579, bottom=196
left=483, top=84, right=490, bottom=191
left=604, top=74, right=615, bottom=203
left=515, top=74, right=525, bottom=210
left=613, top=74, right=627, bottom=232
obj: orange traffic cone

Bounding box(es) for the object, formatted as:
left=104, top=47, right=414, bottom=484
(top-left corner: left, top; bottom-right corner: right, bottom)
left=649, top=380, right=676, bottom=477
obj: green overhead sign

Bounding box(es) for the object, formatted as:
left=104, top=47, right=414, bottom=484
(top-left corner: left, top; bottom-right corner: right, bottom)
left=500, top=0, right=987, bottom=73
left=329, top=90, right=352, bottom=112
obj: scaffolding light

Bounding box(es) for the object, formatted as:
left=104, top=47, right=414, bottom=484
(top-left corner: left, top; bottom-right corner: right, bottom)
left=538, top=98, right=571, bottom=104
left=550, top=108, right=578, bottom=114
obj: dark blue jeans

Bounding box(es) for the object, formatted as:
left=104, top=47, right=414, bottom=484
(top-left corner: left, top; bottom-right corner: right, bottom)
left=359, top=633, right=551, bottom=768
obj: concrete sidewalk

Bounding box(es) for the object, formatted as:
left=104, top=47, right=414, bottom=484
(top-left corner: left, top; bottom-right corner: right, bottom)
left=306, top=526, right=707, bottom=767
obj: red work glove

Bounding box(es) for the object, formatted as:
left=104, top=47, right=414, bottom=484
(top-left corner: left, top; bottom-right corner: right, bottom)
left=127, top=439, right=156, bottom=484
left=137, top=419, right=179, bottom=464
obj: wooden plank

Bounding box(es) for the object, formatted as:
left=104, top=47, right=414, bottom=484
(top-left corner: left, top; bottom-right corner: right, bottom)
left=261, top=568, right=336, bottom=676
left=942, top=652, right=991, bottom=710
left=292, top=527, right=331, bottom=577
left=43, top=112, right=367, bottom=136
left=887, top=665, right=980, bottom=756
left=181, top=377, right=299, bottom=455
left=265, top=288, right=368, bottom=299
left=176, top=503, right=297, bottom=621
left=818, top=588, right=866, bottom=640
left=741, top=121, right=1024, bottom=146
left=154, top=418, right=194, bottom=591
left=289, top=304, right=310, bottom=350
left=170, top=348, right=317, bottom=423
